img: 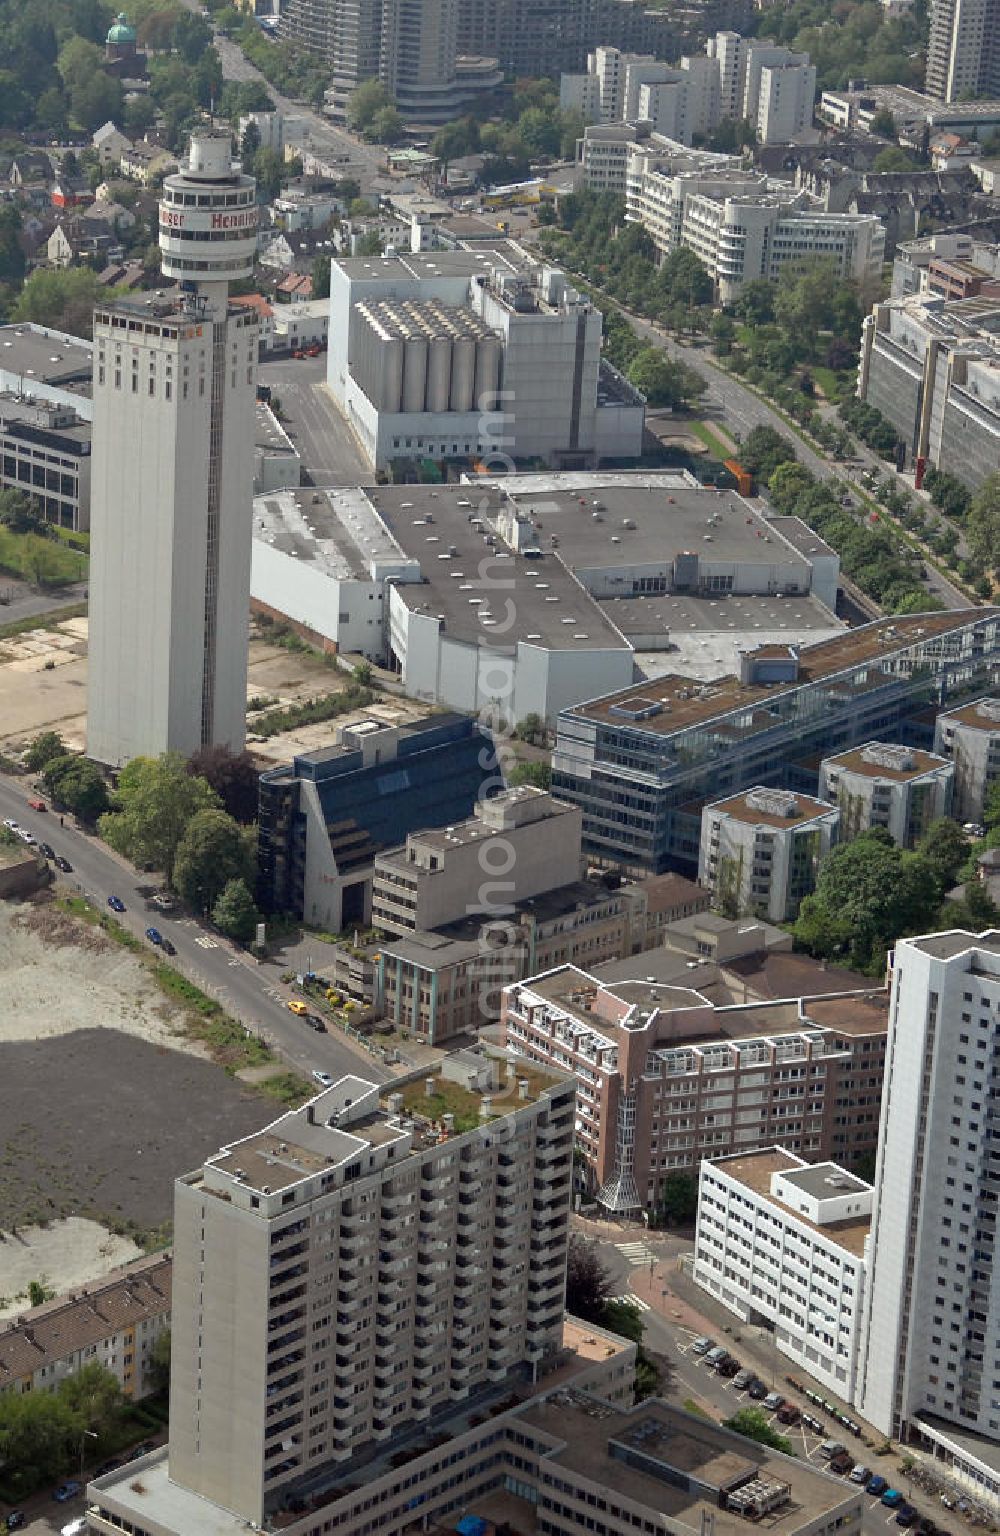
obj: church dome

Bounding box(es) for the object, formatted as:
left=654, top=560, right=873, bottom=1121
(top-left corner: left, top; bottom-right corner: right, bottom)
left=106, top=13, right=137, bottom=44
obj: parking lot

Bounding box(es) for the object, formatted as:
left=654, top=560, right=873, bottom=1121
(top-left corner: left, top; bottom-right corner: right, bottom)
left=675, top=1335, right=975, bottom=1536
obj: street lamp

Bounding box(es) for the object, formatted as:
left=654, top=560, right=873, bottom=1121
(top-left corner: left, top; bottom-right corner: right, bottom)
left=79, top=1429, right=98, bottom=1480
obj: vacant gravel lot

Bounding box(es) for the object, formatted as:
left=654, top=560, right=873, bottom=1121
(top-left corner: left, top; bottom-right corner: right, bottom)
left=0, top=900, right=275, bottom=1290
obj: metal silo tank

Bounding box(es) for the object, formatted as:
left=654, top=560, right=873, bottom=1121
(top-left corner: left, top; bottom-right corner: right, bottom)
left=450, top=334, right=476, bottom=412
left=474, top=333, right=501, bottom=410
left=402, top=333, right=428, bottom=413
left=382, top=333, right=404, bottom=413
left=426, top=333, right=451, bottom=414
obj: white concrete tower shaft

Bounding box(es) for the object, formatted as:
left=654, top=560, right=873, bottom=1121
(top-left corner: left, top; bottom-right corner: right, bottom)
left=87, top=130, right=259, bottom=766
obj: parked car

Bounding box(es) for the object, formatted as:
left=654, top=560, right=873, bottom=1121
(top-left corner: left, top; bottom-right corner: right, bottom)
left=288, top=1000, right=309, bottom=1016
left=896, top=1507, right=919, bottom=1527
left=732, top=1369, right=754, bottom=1390
left=718, top=1357, right=740, bottom=1378
left=820, top=1441, right=848, bottom=1460
left=776, top=1404, right=800, bottom=1426
left=61, top=1520, right=87, bottom=1536
left=6, top=1512, right=26, bottom=1530
left=747, top=1379, right=768, bottom=1400
left=161, top=937, right=176, bottom=956
left=28, top=798, right=46, bottom=812
left=19, top=829, right=36, bottom=844
left=705, top=1346, right=729, bottom=1367
left=108, top=895, right=126, bottom=912
left=128, top=1442, right=153, bottom=1461
left=867, top=1477, right=889, bottom=1498
left=691, top=1337, right=714, bottom=1356
left=145, top=926, right=163, bottom=946
left=52, top=1482, right=82, bottom=1503
left=39, top=842, right=55, bottom=859
left=830, top=1453, right=855, bottom=1475
left=849, top=1467, right=872, bottom=1486
left=312, top=1070, right=333, bottom=1088
left=763, top=1392, right=784, bottom=1413
left=881, top=1490, right=905, bottom=1509
left=55, top=855, right=72, bottom=871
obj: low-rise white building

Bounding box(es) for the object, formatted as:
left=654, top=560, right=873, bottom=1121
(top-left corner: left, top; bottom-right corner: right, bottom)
left=251, top=474, right=842, bottom=723
left=372, top=787, right=582, bottom=936
left=699, top=787, right=839, bottom=922
left=576, top=136, right=884, bottom=301
left=818, top=741, right=954, bottom=847
left=934, top=696, right=1000, bottom=822
left=694, top=1148, right=871, bottom=1402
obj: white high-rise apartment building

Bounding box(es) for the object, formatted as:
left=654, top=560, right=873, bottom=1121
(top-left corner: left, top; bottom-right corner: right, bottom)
left=926, top=0, right=1000, bottom=101
left=166, top=1059, right=574, bottom=1526
left=755, top=58, right=817, bottom=143
left=859, top=931, right=1000, bottom=1499
left=87, top=130, right=258, bottom=766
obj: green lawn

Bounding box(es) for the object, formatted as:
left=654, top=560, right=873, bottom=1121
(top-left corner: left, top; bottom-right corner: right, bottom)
left=689, top=420, right=735, bottom=460
left=811, top=365, right=851, bottom=403
left=0, top=527, right=87, bottom=586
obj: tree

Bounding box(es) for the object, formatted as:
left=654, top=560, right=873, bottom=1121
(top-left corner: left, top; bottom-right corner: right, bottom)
left=627, top=347, right=705, bottom=409
left=794, top=830, right=941, bottom=971
left=186, top=744, right=260, bottom=824
left=41, top=755, right=109, bottom=822
left=57, top=1362, right=123, bottom=1438
left=147, top=1327, right=171, bottom=1395
left=99, top=753, right=220, bottom=882
left=724, top=1408, right=793, bottom=1454
left=870, top=106, right=897, bottom=139
left=657, top=1172, right=698, bottom=1226
left=124, top=94, right=155, bottom=137
left=57, top=35, right=103, bottom=93
left=985, top=779, right=1000, bottom=832
left=916, top=818, right=970, bottom=891
left=944, top=877, right=1000, bottom=930
left=27, top=1279, right=54, bottom=1307
left=601, top=1298, right=645, bottom=1344
left=732, top=279, right=776, bottom=325
left=25, top=731, right=67, bottom=772
left=72, top=72, right=124, bottom=134
left=371, top=106, right=405, bottom=145
left=565, top=1234, right=615, bottom=1321
left=347, top=78, right=392, bottom=135
left=873, top=145, right=917, bottom=172
left=251, top=146, right=285, bottom=200
left=740, top=425, right=796, bottom=483
left=508, top=760, right=552, bottom=789
left=174, top=809, right=254, bottom=912
left=11, top=268, right=103, bottom=340
left=172, top=10, right=213, bottom=63
left=311, top=253, right=331, bottom=300
left=212, top=876, right=259, bottom=941
left=966, top=473, right=1000, bottom=572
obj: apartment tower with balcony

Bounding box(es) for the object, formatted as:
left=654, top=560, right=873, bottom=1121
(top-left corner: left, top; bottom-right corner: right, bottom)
left=163, top=1057, right=574, bottom=1527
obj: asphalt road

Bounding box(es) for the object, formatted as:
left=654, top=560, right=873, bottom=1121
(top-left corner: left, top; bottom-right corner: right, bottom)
left=0, top=773, right=383, bottom=1086
left=596, top=299, right=972, bottom=613
left=260, top=354, right=372, bottom=485
left=186, top=11, right=386, bottom=190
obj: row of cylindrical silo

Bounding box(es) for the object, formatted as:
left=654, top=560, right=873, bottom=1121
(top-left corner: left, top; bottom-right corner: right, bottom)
left=351, top=296, right=502, bottom=416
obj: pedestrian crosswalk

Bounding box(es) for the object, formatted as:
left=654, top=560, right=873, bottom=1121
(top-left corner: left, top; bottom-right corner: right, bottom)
left=195, top=936, right=219, bottom=949
left=609, top=1293, right=651, bottom=1312
left=615, top=1240, right=657, bottom=1267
